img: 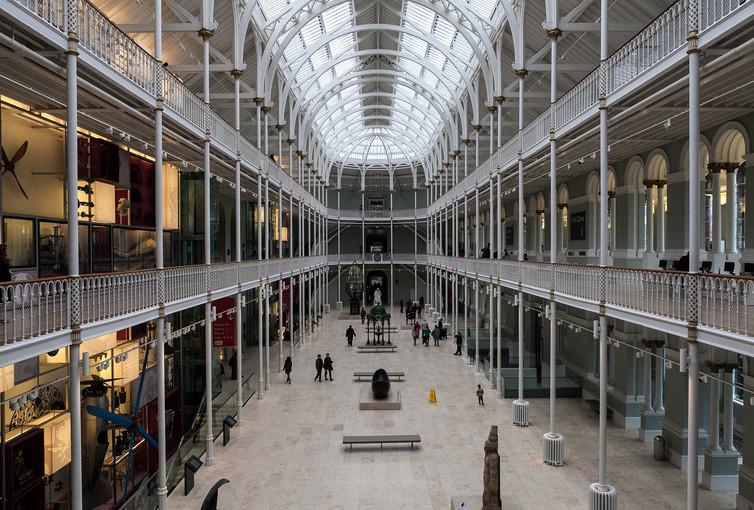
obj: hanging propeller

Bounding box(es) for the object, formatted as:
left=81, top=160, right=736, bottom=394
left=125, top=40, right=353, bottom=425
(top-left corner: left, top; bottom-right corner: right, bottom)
left=1, top=141, right=30, bottom=199
left=85, top=342, right=157, bottom=504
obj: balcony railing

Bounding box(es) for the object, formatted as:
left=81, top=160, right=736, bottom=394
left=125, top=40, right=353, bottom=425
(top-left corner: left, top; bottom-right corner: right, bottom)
left=430, top=0, right=749, bottom=213
left=0, top=256, right=327, bottom=347
left=428, top=255, right=754, bottom=341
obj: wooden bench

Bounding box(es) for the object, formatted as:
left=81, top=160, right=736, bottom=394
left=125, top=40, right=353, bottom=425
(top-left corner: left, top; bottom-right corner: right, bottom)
left=357, top=345, right=397, bottom=353
left=353, top=371, right=405, bottom=381
left=342, top=434, right=421, bottom=450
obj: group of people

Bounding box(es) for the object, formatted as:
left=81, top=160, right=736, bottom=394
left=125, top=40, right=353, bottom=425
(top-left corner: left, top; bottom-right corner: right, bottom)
left=314, top=353, right=334, bottom=381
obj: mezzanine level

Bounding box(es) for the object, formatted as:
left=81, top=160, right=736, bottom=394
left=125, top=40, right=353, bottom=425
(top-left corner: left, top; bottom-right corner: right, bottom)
left=1, top=0, right=325, bottom=215
left=428, top=254, right=754, bottom=358
left=429, top=0, right=754, bottom=214
left=0, top=255, right=327, bottom=366
left=327, top=208, right=428, bottom=222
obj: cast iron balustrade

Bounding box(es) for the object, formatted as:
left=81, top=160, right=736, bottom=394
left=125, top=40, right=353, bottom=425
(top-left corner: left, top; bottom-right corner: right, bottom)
left=428, top=255, right=754, bottom=341
left=0, top=256, right=327, bottom=347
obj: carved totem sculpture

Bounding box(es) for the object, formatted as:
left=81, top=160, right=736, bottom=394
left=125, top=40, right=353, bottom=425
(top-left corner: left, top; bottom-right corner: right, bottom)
left=482, top=425, right=501, bottom=510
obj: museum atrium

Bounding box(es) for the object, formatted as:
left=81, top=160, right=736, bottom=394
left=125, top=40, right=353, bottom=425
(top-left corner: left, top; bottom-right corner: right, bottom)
left=2, top=0, right=754, bottom=508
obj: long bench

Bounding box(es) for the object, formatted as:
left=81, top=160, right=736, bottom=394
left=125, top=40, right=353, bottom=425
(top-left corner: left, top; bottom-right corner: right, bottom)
left=342, top=434, right=421, bottom=450
left=353, top=371, right=405, bottom=381
left=357, top=345, right=397, bottom=353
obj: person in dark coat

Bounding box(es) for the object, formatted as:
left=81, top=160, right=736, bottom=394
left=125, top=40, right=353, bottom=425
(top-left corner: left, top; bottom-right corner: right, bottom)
left=283, top=356, right=293, bottom=384
left=432, top=325, right=441, bottom=346
left=229, top=352, right=238, bottom=380
left=314, top=354, right=323, bottom=382
left=0, top=245, right=11, bottom=282
left=454, top=332, right=463, bottom=356
left=399, top=299, right=404, bottom=313
left=323, top=353, right=334, bottom=381
left=360, top=307, right=367, bottom=324
left=345, top=325, right=356, bottom=346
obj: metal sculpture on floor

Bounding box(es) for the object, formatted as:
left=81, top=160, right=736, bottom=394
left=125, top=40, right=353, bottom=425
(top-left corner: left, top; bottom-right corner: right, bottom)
left=366, top=303, right=391, bottom=345
left=482, top=425, right=501, bottom=510
left=345, top=262, right=364, bottom=314
left=371, top=369, right=391, bottom=399
left=200, top=478, right=230, bottom=510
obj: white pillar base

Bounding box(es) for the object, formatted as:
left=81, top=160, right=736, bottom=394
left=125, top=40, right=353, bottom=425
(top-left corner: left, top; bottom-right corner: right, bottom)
left=496, top=374, right=503, bottom=398
left=513, top=399, right=530, bottom=427
left=336, top=301, right=343, bottom=310
left=543, top=432, right=565, bottom=466
left=589, top=483, right=617, bottom=510
left=324, top=304, right=331, bottom=313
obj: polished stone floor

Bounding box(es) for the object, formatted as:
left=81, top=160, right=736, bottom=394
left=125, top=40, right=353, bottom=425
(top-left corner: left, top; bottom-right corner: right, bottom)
left=168, top=307, right=736, bottom=509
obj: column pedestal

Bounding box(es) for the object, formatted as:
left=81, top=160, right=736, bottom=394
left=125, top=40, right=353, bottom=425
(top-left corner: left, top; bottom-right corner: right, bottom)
left=702, top=449, right=741, bottom=492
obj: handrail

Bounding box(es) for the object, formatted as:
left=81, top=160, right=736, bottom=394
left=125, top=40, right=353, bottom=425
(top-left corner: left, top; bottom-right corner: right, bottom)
left=0, top=256, right=327, bottom=346
left=427, top=255, right=754, bottom=339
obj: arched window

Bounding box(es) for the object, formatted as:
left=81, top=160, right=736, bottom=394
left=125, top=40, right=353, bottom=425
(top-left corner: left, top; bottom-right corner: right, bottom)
left=711, top=124, right=748, bottom=254
left=558, top=185, right=569, bottom=255
left=646, top=151, right=669, bottom=254
left=625, top=158, right=646, bottom=255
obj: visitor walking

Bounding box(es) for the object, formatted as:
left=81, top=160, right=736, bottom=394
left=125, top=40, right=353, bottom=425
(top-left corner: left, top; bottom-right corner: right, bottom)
left=283, top=356, right=293, bottom=383
left=323, top=353, right=334, bottom=381
left=422, top=323, right=431, bottom=346
left=360, top=307, right=367, bottom=324
left=454, top=332, right=463, bottom=356
left=477, top=384, right=484, bottom=406
left=432, top=325, right=441, bottom=346
left=399, top=299, right=404, bottom=313
left=346, top=325, right=356, bottom=346
left=412, top=321, right=420, bottom=345
left=314, top=354, right=323, bottom=382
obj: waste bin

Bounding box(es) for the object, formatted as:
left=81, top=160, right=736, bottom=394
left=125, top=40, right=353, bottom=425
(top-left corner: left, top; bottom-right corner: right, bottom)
left=653, top=435, right=666, bottom=461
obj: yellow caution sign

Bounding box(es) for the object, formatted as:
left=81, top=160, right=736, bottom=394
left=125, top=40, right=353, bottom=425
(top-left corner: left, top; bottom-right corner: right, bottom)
left=428, top=387, right=437, bottom=404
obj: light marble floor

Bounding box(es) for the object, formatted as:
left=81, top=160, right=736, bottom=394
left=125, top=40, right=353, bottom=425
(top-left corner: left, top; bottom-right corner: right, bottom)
left=168, top=308, right=736, bottom=510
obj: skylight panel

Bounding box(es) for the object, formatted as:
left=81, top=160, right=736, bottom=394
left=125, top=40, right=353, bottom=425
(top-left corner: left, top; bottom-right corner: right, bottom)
left=300, top=18, right=323, bottom=47
left=309, top=46, right=329, bottom=71
left=282, top=36, right=306, bottom=63
left=426, top=47, right=445, bottom=70
left=398, top=58, right=422, bottom=78
left=334, top=57, right=357, bottom=77
left=404, top=2, right=434, bottom=34
left=433, top=17, right=455, bottom=46
left=401, top=34, right=428, bottom=56
left=469, top=0, right=498, bottom=21
left=422, top=72, right=438, bottom=89
left=329, top=34, right=355, bottom=59
left=321, top=3, right=352, bottom=32
left=318, top=71, right=334, bottom=88
left=258, top=0, right=289, bottom=21
left=452, top=36, right=473, bottom=63
left=304, top=84, right=320, bottom=102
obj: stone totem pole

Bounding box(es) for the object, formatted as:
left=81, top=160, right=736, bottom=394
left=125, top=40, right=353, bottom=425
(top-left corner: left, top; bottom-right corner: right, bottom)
left=482, top=425, right=501, bottom=510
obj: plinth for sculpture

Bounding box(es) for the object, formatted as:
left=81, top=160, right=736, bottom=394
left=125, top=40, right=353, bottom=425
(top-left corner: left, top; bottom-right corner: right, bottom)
left=482, top=425, right=501, bottom=510
left=359, top=369, right=400, bottom=410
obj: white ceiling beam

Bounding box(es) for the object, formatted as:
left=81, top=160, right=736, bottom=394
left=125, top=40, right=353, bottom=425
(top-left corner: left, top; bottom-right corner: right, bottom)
left=120, top=22, right=201, bottom=32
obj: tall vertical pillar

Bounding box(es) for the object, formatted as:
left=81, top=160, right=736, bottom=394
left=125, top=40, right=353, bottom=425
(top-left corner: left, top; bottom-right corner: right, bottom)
left=646, top=182, right=656, bottom=254
left=463, top=277, right=468, bottom=361
left=543, top=15, right=564, bottom=467
left=726, top=167, right=738, bottom=255
left=657, top=182, right=667, bottom=254
left=153, top=2, right=168, bottom=503
left=711, top=168, right=723, bottom=254
left=200, top=26, right=215, bottom=467
left=474, top=279, right=479, bottom=369
left=496, top=285, right=502, bottom=397
left=686, top=2, right=702, bottom=506
left=65, top=2, right=83, bottom=506
left=589, top=0, right=616, bottom=504
left=488, top=285, right=495, bottom=386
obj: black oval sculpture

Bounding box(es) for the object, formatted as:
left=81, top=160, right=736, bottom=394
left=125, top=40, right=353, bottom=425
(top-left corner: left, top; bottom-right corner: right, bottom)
left=371, top=369, right=391, bottom=399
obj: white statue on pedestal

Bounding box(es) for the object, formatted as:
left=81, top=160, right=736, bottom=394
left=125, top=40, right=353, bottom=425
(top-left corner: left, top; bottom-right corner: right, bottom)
left=374, top=288, right=382, bottom=305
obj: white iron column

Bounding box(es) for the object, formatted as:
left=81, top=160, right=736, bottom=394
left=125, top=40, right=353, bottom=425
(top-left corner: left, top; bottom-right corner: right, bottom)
left=646, top=182, right=656, bottom=254
left=596, top=0, right=611, bottom=493
left=497, top=174, right=502, bottom=258
left=496, top=285, right=502, bottom=397
left=201, top=27, right=215, bottom=466
left=488, top=285, right=495, bottom=386
left=475, top=187, right=480, bottom=258
left=722, top=368, right=737, bottom=452
left=489, top=179, right=494, bottom=260
left=232, top=69, right=244, bottom=424
left=687, top=2, right=702, bottom=507
left=265, top=278, right=270, bottom=390
left=464, top=194, right=469, bottom=257
left=726, top=167, right=738, bottom=254
left=543, top=21, right=564, bottom=467
left=153, top=2, right=168, bottom=503
left=463, top=277, right=468, bottom=361
left=65, top=4, right=83, bottom=506
left=257, top=174, right=264, bottom=398
left=338, top=189, right=341, bottom=306
left=657, top=181, right=667, bottom=254
left=711, top=168, right=723, bottom=254
left=474, top=280, right=479, bottom=369
left=513, top=65, right=529, bottom=427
